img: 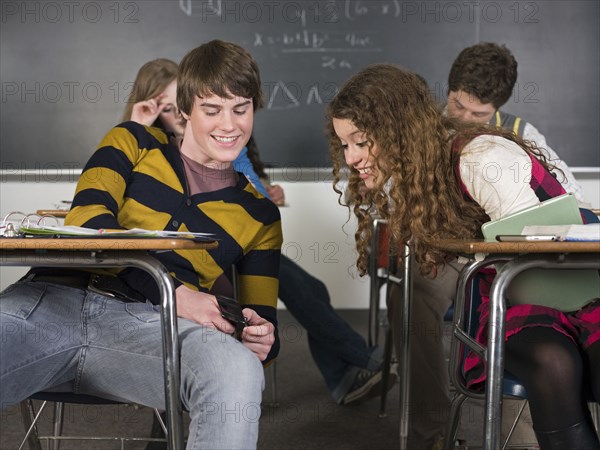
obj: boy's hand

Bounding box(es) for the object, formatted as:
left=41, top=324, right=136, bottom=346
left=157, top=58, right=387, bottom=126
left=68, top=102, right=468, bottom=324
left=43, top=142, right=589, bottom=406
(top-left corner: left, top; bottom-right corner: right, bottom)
left=240, top=308, right=275, bottom=361
left=175, top=285, right=235, bottom=335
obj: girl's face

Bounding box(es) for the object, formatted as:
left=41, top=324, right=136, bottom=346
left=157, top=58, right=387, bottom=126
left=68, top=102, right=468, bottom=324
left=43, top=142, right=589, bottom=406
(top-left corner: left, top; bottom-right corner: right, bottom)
left=158, top=80, right=186, bottom=138
left=332, top=118, right=379, bottom=189
left=180, top=92, right=253, bottom=168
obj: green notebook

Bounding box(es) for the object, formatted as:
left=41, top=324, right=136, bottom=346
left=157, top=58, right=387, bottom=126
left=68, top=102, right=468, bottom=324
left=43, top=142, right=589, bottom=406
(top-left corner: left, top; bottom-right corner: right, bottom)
left=480, top=193, right=599, bottom=312
left=481, top=193, right=582, bottom=241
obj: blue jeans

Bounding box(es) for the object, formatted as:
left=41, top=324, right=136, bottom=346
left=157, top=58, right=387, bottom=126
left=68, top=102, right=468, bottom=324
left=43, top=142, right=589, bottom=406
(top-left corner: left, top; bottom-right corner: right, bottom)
left=278, top=256, right=381, bottom=400
left=0, top=281, right=264, bottom=450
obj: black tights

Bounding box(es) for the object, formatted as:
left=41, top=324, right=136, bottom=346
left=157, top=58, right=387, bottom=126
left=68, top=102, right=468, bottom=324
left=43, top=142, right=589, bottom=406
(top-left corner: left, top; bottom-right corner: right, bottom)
left=505, top=327, right=600, bottom=432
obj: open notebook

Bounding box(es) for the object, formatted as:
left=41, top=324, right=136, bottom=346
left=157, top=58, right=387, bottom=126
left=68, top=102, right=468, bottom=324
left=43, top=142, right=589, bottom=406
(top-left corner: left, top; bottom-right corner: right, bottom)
left=480, top=193, right=599, bottom=312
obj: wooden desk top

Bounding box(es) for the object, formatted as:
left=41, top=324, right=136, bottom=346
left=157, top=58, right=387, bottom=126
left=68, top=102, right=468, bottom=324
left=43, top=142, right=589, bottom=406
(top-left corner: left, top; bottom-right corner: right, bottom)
left=432, top=239, right=600, bottom=254
left=35, top=209, right=69, bottom=218
left=0, top=237, right=217, bottom=251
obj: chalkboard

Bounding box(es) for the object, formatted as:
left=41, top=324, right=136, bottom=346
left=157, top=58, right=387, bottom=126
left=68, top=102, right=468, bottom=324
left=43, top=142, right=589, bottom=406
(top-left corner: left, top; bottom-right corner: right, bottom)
left=1, top=0, right=598, bottom=171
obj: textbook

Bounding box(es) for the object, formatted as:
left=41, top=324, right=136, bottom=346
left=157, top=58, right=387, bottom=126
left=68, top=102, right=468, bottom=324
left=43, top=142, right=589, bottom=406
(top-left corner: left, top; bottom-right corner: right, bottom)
left=520, top=223, right=600, bottom=242
left=481, top=193, right=581, bottom=242
left=480, top=193, right=598, bottom=312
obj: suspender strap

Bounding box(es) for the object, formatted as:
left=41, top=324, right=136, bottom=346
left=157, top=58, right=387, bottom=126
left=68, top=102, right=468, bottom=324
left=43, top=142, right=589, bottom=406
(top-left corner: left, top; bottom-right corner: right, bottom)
left=493, top=110, right=525, bottom=137
left=512, top=117, right=521, bottom=135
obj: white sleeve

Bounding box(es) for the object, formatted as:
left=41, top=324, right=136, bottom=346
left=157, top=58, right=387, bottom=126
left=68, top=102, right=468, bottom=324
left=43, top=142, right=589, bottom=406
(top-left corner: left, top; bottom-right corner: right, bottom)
left=459, top=135, right=541, bottom=221
left=522, top=123, right=586, bottom=203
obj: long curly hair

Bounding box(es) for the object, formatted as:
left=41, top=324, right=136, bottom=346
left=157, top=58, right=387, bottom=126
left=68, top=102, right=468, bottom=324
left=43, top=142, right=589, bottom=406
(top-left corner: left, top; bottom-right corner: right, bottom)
left=326, top=64, right=553, bottom=276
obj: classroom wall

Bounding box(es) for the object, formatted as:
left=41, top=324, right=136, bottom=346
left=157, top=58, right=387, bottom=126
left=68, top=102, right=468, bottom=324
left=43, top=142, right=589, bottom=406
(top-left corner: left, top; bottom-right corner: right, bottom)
left=1, top=170, right=598, bottom=307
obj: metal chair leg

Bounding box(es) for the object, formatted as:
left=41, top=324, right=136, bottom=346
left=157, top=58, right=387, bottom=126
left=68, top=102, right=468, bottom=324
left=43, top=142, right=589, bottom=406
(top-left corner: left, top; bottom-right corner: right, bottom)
left=443, top=392, right=468, bottom=450
left=269, top=361, right=278, bottom=406
left=51, top=401, right=64, bottom=450
left=378, top=327, right=394, bottom=418
left=18, top=399, right=45, bottom=450
left=500, top=400, right=527, bottom=450
left=153, top=408, right=168, bottom=436
left=590, top=402, right=600, bottom=434
left=261, top=362, right=278, bottom=407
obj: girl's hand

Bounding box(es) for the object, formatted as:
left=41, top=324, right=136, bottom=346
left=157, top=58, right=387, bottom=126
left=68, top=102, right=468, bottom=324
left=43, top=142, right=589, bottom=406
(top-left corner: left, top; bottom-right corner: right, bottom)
left=240, top=308, right=275, bottom=361
left=130, top=94, right=168, bottom=127
left=175, top=285, right=235, bottom=334
left=266, top=184, right=285, bottom=206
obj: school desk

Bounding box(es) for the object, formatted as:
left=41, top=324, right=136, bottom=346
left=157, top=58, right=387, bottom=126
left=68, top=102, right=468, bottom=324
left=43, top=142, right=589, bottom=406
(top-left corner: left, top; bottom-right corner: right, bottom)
left=0, top=236, right=218, bottom=450
left=431, top=239, right=600, bottom=450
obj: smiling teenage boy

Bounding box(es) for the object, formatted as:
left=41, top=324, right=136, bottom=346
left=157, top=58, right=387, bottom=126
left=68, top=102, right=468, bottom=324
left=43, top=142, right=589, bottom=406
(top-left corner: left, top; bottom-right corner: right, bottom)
left=0, top=40, right=281, bottom=450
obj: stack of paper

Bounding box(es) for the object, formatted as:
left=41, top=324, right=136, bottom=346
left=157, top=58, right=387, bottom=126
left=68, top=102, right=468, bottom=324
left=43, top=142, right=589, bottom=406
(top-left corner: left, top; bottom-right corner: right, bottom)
left=520, top=223, right=600, bottom=241
left=16, top=224, right=215, bottom=240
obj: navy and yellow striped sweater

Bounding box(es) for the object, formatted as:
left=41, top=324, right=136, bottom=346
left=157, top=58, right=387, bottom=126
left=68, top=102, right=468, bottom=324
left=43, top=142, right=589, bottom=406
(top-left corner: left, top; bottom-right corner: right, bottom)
left=66, top=121, right=283, bottom=360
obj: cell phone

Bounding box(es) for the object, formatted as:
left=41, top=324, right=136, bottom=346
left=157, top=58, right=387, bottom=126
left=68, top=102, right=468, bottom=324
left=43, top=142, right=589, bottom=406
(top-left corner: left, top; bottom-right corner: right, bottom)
left=496, top=235, right=559, bottom=242
left=215, top=295, right=247, bottom=340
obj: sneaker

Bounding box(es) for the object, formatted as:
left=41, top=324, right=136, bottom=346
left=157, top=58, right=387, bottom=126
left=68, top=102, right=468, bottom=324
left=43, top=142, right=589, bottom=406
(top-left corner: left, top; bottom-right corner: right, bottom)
left=341, top=368, right=397, bottom=405
left=430, top=436, right=467, bottom=450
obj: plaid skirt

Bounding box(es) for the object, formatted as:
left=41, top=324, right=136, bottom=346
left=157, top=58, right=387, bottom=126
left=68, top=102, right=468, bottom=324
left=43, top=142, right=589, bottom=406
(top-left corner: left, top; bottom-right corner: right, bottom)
left=464, top=271, right=600, bottom=389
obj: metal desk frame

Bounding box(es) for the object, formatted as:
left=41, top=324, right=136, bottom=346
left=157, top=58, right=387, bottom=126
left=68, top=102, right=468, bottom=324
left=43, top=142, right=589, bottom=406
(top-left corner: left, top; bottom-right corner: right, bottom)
left=434, top=239, right=600, bottom=450
left=1, top=238, right=217, bottom=450
left=393, top=242, right=413, bottom=450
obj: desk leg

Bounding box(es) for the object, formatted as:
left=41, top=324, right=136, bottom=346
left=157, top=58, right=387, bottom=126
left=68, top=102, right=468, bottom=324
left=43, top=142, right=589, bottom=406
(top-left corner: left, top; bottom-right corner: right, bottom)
left=129, top=255, right=184, bottom=450
left=397, top=243, right=412, bottom=450
left=484, top=271, right=508, bottom=450
left=451, top=256, right=510, bottom=450
left=485, top=253, right=600, bottom=450
left=0, top=251, right=185, bottom=450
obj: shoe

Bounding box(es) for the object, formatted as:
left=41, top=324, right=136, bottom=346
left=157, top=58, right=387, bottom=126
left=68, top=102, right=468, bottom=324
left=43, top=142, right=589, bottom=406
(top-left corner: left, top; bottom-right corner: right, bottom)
left=430, top=436, right=467, bottom=450
left=431, top=436, right=444, bottom=450
left=341, top=368, right=397, bottom=405
left=535, top=420, right=600, bottom=450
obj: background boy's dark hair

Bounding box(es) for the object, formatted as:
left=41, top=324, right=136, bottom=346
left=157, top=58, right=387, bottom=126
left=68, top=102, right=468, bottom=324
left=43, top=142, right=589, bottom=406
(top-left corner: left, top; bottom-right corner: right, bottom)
left=177, top=39, right=264, bottom=116
left=448, top=42, right=518, bottom=109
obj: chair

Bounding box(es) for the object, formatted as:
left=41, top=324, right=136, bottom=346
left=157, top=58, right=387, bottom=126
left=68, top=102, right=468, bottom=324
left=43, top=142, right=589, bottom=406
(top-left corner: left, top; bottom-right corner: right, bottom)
left=367, top=218, right=398, bottom=417
left=580, top=207, right=600, bottom=224
left=368, top=218, right=391, bottom=349
left=19, top=392, right=166, bottom=450
left=443, top=270, right=532, bottom=450
left=443, top=268, right=600, bottom=450
left=369, top=218, right=453, bottom=418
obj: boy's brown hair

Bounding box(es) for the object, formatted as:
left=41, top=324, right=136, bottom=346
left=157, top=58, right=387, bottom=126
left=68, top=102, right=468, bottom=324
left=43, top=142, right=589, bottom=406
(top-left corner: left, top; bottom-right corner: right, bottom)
left=177, top=39, right=264, bottom=115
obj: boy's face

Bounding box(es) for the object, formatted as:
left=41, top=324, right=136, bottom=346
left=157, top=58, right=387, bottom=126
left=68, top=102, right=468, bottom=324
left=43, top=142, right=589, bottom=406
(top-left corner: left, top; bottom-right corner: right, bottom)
left=447, top=90, right=496, bottom=124
left=181, top=92, right=253, bottom=168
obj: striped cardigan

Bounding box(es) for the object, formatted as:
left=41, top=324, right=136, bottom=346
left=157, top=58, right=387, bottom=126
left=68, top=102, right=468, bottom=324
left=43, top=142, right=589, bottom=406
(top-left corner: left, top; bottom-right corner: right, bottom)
left=66, top=121, right=283, bottom=360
